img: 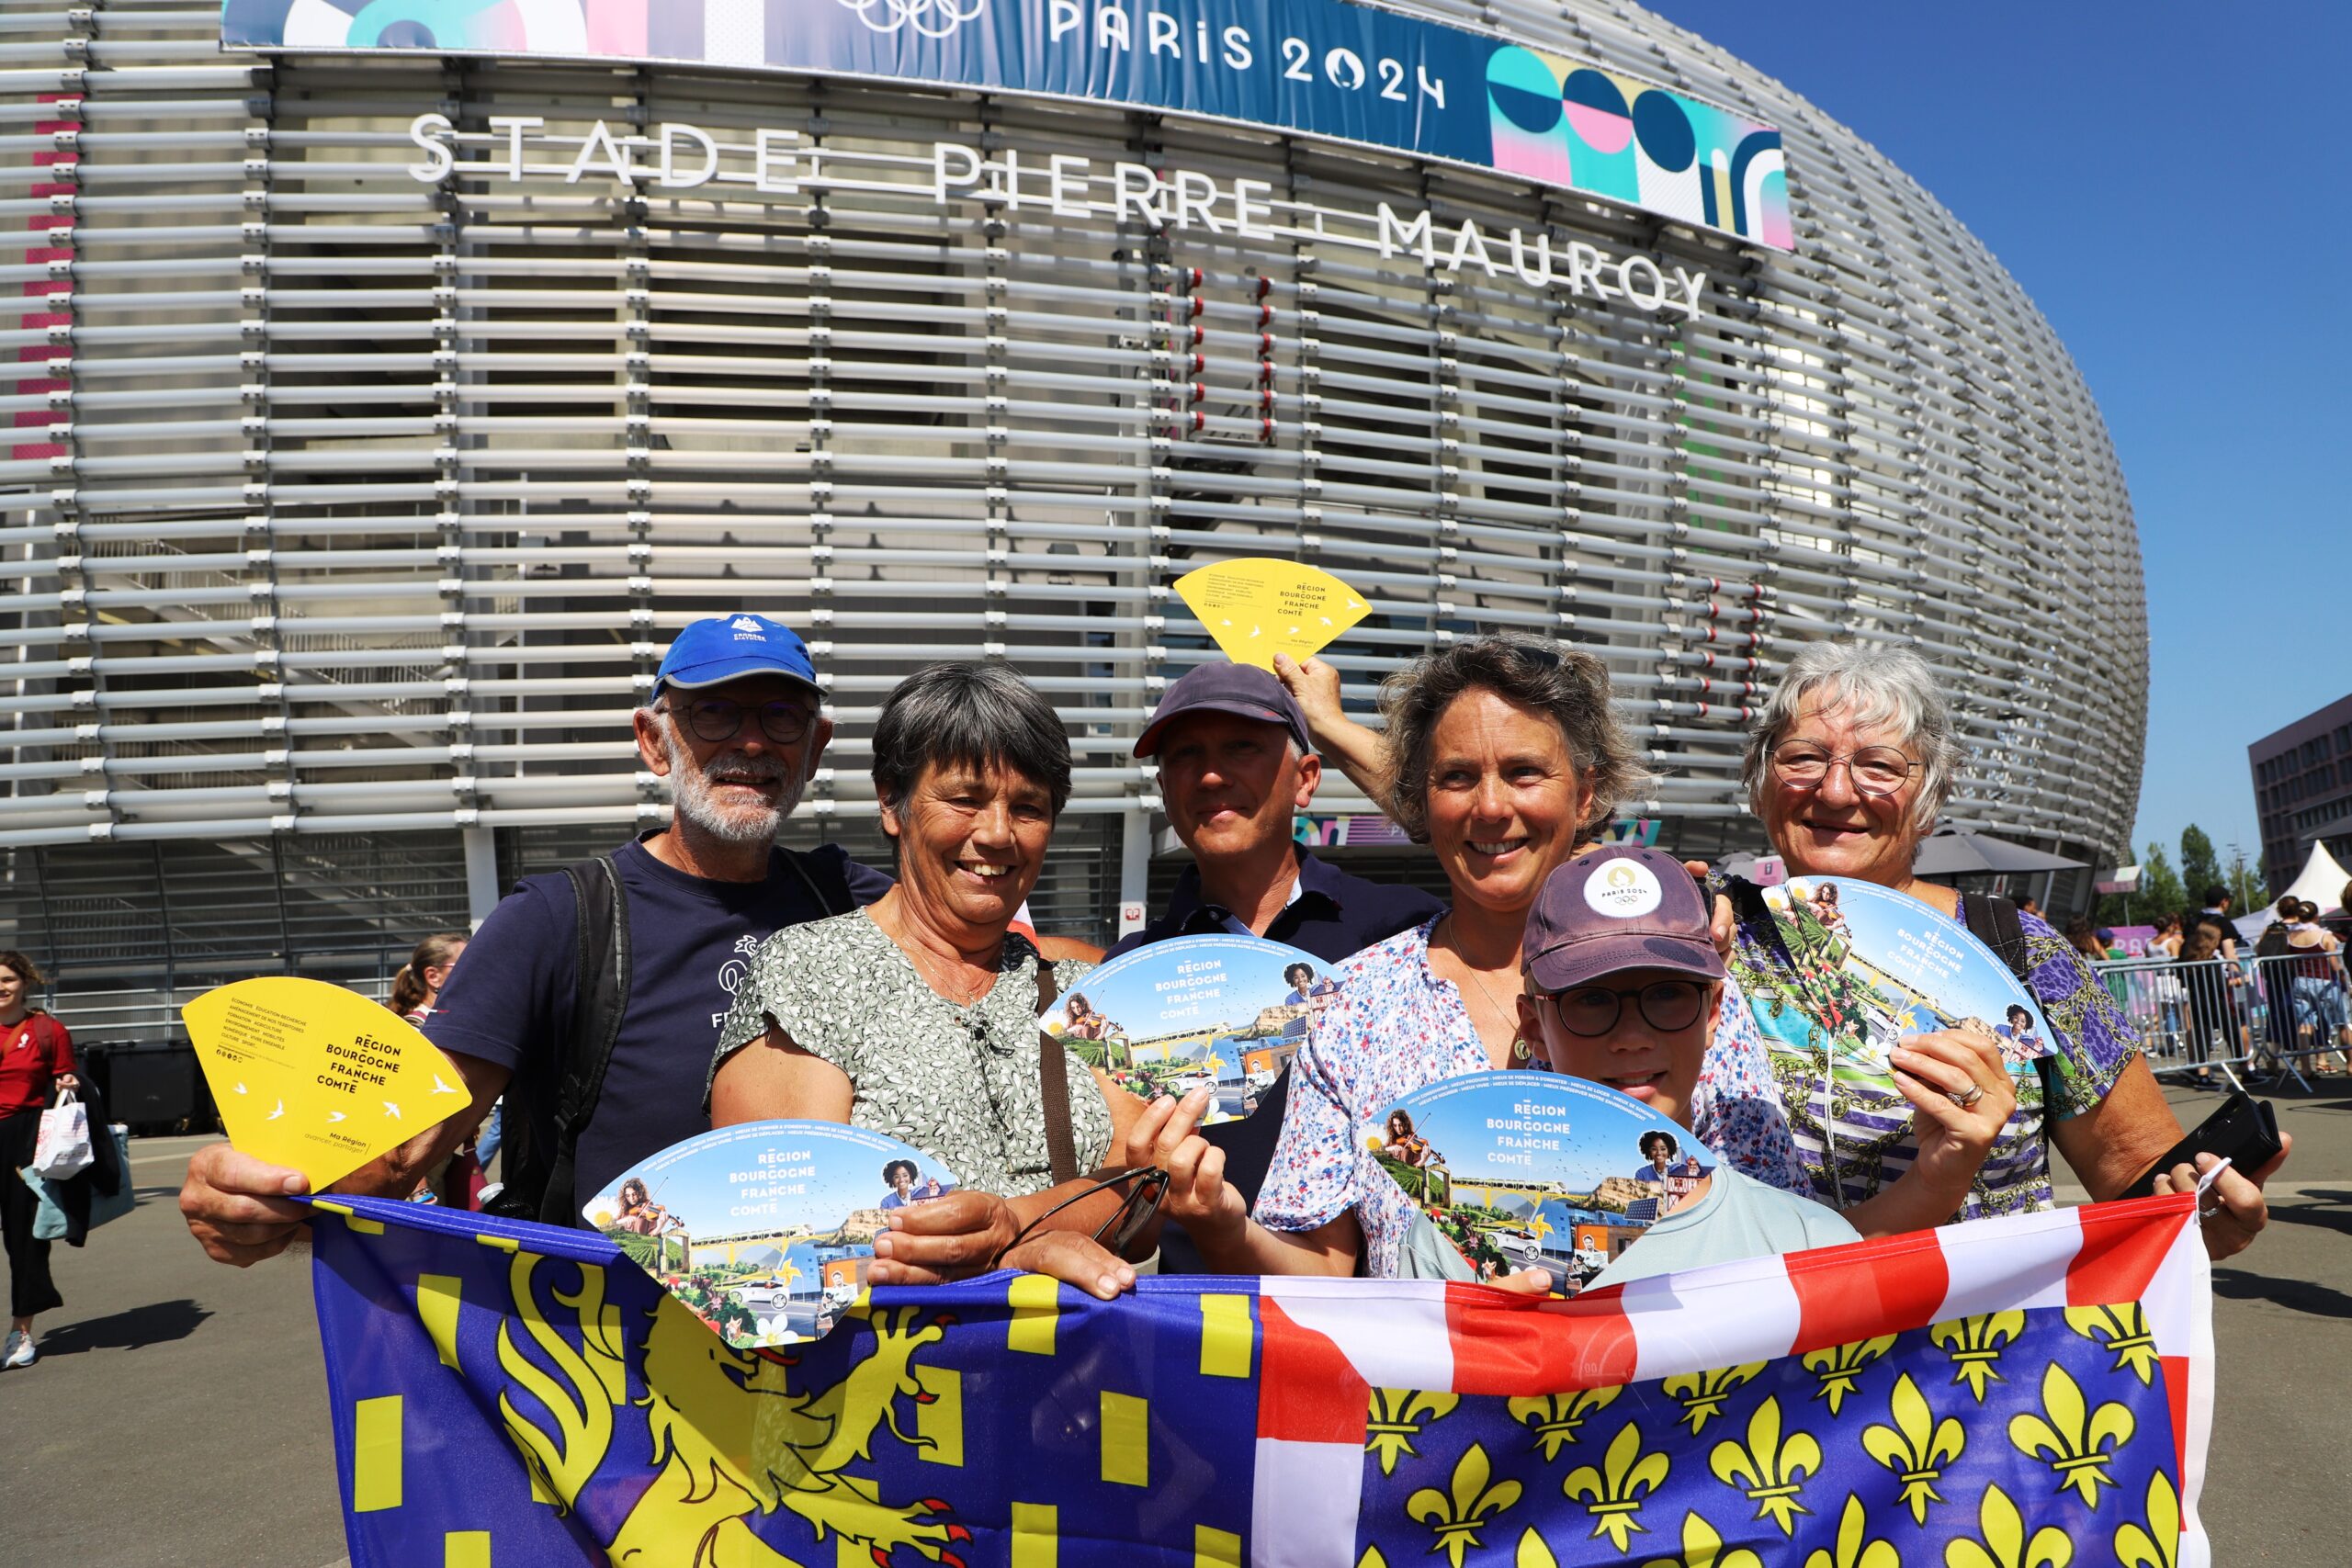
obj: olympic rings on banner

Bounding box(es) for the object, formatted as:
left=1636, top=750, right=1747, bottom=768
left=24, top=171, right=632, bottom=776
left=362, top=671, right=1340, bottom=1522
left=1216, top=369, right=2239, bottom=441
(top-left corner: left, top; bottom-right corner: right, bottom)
left=838, top=0, right=988, bottom=39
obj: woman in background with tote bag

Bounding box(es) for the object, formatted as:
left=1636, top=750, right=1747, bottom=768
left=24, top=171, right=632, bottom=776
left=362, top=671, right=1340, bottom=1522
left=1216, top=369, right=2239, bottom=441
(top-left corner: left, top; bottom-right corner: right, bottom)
left=0, top=950, right=79, bottom=1370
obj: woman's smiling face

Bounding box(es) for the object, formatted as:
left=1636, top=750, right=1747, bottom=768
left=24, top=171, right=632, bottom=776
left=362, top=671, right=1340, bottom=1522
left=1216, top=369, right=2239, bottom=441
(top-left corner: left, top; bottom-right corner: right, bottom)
left=1757, top=689, right=1928, bottom=887
left=1419, top=687, right=1595, bottom=919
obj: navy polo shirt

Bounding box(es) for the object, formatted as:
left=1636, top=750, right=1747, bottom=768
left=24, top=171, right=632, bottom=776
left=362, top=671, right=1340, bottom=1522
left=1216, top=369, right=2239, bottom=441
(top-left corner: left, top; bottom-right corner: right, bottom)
left=1111, top=848, right=1442, bottom=1272
left=1104, top=848, right=1444, bottom=965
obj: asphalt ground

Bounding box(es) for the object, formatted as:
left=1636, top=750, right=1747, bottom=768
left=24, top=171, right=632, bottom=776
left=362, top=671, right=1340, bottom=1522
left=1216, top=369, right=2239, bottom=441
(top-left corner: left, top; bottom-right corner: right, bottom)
left=2, top=1079, right=2346, bottom=1568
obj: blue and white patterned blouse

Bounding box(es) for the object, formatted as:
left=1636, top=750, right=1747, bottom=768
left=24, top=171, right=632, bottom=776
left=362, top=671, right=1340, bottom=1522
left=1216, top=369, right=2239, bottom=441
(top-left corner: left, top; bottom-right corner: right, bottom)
left=1253, top=914, right=1809, bottom=1278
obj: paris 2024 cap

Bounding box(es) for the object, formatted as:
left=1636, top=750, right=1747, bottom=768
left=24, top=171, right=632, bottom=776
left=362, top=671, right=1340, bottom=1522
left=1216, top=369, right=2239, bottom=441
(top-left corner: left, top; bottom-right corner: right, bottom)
left=654, top=613, right=820, bottom=696
left=1523, top=845, right=1725, bottom=993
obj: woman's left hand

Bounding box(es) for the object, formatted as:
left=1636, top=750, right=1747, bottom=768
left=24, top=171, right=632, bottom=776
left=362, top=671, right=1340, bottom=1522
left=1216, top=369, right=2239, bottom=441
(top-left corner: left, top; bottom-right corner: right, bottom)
left=869, top=1190, right=1136, bottom=1301
left=2152, top=1140, right=2291, bottom=1262
left=55, top=1073, right=79, bottom=1092
left=1888, top=1029, right=2017, bottom=1212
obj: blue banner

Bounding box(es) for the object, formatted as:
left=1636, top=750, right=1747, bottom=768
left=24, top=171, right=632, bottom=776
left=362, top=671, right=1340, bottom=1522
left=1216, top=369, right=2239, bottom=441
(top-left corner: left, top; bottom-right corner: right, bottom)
left=220, top=0, right=1792, bottom=249
left=306, top=1194, right=2198, bottom=1565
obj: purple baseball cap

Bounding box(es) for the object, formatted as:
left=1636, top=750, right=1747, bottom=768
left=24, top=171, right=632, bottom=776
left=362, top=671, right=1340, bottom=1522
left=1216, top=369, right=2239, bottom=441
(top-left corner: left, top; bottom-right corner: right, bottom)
left=654, top=613, right=820, bottom=696
left=1523, top=845, right=1724, bottom=992
left=1135, top=661, right=1312, bottom=759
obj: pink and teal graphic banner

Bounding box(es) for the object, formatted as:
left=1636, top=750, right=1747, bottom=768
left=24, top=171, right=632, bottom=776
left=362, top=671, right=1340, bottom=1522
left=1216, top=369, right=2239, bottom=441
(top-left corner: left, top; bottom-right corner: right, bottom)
left=220, top=0, right=1793, bottom=250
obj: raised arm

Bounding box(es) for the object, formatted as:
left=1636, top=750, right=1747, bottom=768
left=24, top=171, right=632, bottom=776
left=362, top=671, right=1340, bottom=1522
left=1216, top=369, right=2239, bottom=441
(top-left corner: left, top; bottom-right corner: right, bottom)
left=1273, top=652, right=1386, bottom=801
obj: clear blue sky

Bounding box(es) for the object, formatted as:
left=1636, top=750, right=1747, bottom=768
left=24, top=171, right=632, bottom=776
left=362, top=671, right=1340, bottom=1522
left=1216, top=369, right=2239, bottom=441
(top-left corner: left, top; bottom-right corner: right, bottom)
left=1653, top=3, right=2352, bottom=881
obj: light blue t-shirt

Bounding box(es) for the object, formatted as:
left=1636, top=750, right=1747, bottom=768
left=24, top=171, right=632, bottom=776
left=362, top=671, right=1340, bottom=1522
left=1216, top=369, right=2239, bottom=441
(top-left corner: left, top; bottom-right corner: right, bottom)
left=1589, top=1167, right=1859, bottom=1290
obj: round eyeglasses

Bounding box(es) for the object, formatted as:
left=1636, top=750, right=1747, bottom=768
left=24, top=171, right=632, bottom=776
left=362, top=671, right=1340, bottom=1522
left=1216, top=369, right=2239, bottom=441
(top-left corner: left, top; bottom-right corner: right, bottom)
left=1769, top=741, right=1920, bottom=797
left=1546, top=978, right=1705, bottom=1038
left=671, top=697, right=814, bottom=747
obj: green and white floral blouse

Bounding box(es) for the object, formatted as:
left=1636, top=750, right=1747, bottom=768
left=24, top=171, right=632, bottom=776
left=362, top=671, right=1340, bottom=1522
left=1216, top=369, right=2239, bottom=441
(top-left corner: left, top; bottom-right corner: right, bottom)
left=708, top=910, right=1110, bottom=1199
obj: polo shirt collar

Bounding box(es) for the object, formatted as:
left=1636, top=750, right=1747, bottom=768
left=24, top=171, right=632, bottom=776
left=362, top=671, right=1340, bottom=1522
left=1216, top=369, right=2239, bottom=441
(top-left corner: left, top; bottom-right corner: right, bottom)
left=1168, top=846, right=1336, bottom=929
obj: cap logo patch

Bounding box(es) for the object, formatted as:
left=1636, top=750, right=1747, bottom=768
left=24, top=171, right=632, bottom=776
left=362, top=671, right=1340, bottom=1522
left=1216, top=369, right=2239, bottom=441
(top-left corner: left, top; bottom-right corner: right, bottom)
left=729, top=615, right=764, bottom=638
left=1584, top=858, right=1663, bottom=919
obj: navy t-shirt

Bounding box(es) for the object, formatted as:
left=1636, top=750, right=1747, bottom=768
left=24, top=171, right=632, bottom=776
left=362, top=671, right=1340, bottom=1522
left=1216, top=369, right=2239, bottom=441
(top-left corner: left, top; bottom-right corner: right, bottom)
left=424, top=833, right=891, bottom=1210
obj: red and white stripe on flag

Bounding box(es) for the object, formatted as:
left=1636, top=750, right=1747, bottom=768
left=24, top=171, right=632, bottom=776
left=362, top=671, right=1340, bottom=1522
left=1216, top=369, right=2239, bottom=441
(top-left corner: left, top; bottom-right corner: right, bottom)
left=1250, top=1194, right=2211, bottom=1568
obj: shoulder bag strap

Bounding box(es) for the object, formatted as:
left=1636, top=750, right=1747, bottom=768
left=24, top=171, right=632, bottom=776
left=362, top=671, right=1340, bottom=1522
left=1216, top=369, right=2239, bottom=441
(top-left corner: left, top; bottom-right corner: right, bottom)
left=775, top=845, right=850, bottom=919
left=542, top=852, right=631, bottom=1225
left=1031, top=950, right=1080, bottom=1186
left=1962, top=892, right=2034, bottom=986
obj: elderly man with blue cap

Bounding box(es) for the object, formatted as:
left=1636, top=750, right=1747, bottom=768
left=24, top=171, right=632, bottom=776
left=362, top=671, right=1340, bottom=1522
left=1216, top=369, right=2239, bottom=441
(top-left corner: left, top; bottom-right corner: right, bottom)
left=180, top=615, right=893, bottom=1263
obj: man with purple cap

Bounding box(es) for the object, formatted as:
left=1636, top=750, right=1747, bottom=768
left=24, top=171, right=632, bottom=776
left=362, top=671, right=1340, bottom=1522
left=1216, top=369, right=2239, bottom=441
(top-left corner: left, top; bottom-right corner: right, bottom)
left=1513, top=846, right=1857, bottom=1287
left=180, top=614, right=892, bottom=1262
left=1112, top=661, right=1441, bottom=1266
left=1113, top=660, right=1442, bottom=962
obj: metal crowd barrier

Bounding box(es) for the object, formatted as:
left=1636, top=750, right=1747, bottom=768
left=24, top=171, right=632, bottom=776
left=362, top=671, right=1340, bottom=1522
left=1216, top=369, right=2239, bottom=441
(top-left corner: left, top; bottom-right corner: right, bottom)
left=2095, top=949, right=2352, bottom=1093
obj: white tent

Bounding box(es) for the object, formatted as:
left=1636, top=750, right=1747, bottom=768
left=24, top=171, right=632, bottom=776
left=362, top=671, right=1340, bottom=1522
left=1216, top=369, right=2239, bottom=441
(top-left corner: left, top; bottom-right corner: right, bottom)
left=2281, top=840, right=2351, bottom=914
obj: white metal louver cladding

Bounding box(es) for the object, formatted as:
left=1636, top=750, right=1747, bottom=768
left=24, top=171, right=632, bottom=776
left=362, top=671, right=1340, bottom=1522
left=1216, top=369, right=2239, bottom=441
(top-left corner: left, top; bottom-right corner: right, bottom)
left=0, top=0, right=2145, bottom=1012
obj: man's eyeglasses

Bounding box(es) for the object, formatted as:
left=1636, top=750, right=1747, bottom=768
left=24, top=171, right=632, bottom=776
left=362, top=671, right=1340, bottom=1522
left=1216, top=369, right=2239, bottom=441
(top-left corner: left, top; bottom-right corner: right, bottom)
left=1545, top=978, right=1706, bottom=1038
left=1769, top=741, right=1920, bottom=797
left=668, top=697, right=814, bottom=747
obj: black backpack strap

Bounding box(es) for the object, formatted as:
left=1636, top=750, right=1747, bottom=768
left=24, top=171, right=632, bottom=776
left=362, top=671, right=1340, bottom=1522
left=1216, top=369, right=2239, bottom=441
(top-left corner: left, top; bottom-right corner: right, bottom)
left=775, top=845, right=849, bottom=919
left=536, top=852, right=631, bottom=1225
left=1962, top=892, right=2033, bottom=986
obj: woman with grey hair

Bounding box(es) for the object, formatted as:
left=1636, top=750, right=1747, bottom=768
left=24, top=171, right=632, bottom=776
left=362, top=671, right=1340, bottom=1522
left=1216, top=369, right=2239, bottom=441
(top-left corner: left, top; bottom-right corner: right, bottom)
left=708, top=662, right=1178, bottom=1298
left=1150, top=634, right=1806, bottom=1280
left=1724, top=639, right=2283, bottom=1258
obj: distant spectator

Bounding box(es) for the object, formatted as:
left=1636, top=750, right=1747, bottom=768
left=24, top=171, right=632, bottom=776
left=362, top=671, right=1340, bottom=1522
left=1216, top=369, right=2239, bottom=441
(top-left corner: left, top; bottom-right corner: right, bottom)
left=388, top=931, right=468, bottom=1026
left=2197, top=887, right=2240, bottom=964
left=2018, top=896, right=2041, bottom=919
left=0, top=951, right=79, bottom=1369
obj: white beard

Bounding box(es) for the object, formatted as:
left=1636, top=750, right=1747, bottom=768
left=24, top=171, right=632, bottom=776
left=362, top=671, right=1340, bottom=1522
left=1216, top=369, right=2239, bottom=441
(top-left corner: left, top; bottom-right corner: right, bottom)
left=662, top=725, right=806, bottom=846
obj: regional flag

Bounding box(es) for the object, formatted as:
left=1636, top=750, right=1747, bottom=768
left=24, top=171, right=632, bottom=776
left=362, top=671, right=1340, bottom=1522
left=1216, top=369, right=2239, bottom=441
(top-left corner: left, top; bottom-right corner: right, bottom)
left=308, top=1191, right=2211, bottom=1566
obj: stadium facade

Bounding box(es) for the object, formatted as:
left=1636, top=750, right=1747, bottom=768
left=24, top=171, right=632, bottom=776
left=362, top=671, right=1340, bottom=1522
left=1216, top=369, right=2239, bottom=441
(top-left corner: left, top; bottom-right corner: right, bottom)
left=0, top=0, right=2147, bottom=1041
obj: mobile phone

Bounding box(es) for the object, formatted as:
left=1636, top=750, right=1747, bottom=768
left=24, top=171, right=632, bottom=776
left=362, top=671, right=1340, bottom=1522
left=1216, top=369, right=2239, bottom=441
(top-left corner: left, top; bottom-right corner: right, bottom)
left=2118, top=1091, right=2282, bottom=1199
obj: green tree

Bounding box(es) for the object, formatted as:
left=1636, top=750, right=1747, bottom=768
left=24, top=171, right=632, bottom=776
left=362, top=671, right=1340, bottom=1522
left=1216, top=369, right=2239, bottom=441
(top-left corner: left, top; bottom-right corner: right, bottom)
left=2097, top=843, right=2188, bottom=926
left=2179, top=825, right=2224, bottom=906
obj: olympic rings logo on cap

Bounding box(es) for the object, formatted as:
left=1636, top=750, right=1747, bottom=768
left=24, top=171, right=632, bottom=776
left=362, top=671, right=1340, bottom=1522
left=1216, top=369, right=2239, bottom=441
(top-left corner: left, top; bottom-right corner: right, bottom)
left=838, top=0, right=987, bottom=39
left=1584, top=857, right=1664, bottom=919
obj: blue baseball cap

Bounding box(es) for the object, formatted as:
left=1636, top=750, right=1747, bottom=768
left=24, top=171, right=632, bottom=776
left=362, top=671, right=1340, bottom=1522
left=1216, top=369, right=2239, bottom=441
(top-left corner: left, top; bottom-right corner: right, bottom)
left=654, top=614, right=820, bottom=695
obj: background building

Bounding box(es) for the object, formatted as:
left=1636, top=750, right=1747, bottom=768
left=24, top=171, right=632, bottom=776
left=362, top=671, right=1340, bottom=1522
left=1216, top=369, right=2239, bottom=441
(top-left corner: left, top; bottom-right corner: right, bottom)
left=2251, top=694, right=2352, bottom=894
left=0, top=0, right=2147, bottom=1043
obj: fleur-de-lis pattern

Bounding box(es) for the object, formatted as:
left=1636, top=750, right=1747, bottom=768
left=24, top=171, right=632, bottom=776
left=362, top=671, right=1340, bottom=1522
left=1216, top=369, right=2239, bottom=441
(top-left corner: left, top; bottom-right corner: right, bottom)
left=1861, top=1371, right=1966, bottom=1523
left=1407, top=1443, right=1521, bottom=1568
left=1638, top=1509, right=1766, bottom=1568
left=1709, top=1394, right=1821, bottom=1535
left=1662, top=1363, right=1765, bottom=1435
left=1368, top=1389, right=1460, bottom=1476
left=1563, top=1421, right=1673, bottom=1551
left=1354, top=1304, right=2173, bottom=1568
left=1507, top=1386, right=1621, bottom=1461
left=2064, top=1304, right=2159, bottom=1386
left=1802, top=1494, right=1899, bottom=1568
left=1802, top=1335, right=1896, bottom=1416
left=1946, top=1482, right=2075, bottom=1568
left=2113, top=1470, right=2181, bottom=1568
left=2007, top=1361, right=2136, bottom=1508
left=1930, top=1312, right=2026, bottom=1403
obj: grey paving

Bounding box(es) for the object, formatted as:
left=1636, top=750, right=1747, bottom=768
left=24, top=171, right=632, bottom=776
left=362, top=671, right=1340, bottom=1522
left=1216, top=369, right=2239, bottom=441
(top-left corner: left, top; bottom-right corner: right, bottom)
left=2, top=1086, right=2344, bottom=1568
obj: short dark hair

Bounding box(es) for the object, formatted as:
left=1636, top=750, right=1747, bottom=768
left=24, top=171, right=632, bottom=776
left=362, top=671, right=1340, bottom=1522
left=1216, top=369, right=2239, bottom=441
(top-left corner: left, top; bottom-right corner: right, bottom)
left=2007, top=1004, right=2031, bottom=1023
left=1283, top=963, right=1314, bottom=987
left=871, top=662, right=1072, bottom=818
left=2202, top=886, right=2230, bottom=908
left=882, top=1159, right=919, bottom=1185
left=1639, top=1129, right=1679, bottom=1159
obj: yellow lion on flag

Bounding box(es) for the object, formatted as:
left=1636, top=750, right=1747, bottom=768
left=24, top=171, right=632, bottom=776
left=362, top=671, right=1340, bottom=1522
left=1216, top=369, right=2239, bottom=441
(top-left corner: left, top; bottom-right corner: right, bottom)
left=492, top=1248, right=968, bottom=1567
